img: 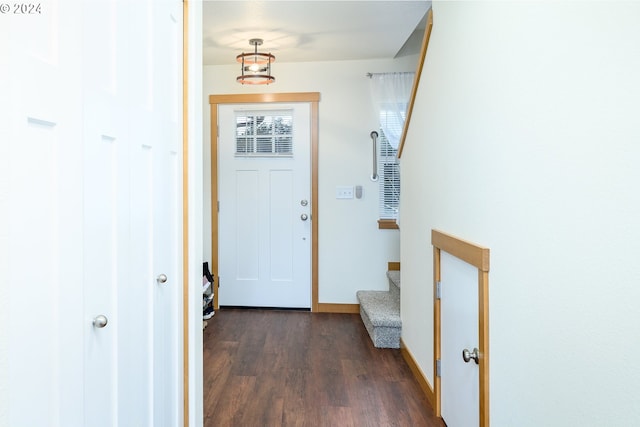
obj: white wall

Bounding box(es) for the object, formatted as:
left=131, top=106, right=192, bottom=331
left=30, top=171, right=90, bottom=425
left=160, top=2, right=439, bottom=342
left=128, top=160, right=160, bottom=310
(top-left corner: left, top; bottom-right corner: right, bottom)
left=203, top=56, right=417, bottom=303
left=0, top=110, right=7, bottom=424
left=401, top=1, right=640, bottom=425
left=1, top=13, right=10, bottom=423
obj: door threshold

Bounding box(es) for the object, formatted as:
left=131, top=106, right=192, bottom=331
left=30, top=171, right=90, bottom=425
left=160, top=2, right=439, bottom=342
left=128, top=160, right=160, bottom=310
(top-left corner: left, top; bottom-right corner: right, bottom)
left=219, top=306, right=311, bottom=312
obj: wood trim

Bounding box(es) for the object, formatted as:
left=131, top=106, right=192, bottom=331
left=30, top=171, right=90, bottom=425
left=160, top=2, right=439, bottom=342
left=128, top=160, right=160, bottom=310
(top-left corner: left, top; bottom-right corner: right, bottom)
left=433, top=246, right=441, bottom=416
left=479, top=269, right=490, bottom=426
left=432, top=230, right=490, bottom=427
left=210, top=96, right=219, bottom=311
left=397, top=8, right=433, bottom=159
left=387, top=262, right=400, bottom=271
left=316, top=303, right=360, bottom=314
left=378, top=219, right=399, bottom=230
left=400, top=338, right=436, bottom=410
left=209, top=92, right=320, bottom=105
left=182, top=1, right=189, bottom=425
left=431, top=229, right=490, bottom=272
left=209, top=93, right=320, bottom=312
left=311, top=100, right=319, bottom=313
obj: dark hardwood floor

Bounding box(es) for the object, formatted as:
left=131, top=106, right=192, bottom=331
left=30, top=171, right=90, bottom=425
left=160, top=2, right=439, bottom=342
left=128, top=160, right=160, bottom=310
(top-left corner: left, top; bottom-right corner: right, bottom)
left=203, top=308, right=445, bottom=427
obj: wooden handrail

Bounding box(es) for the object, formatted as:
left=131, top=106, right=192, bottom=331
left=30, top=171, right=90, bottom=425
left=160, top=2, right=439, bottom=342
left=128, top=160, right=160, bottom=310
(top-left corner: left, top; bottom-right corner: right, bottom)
left=397, top=8, right=433, bottom=159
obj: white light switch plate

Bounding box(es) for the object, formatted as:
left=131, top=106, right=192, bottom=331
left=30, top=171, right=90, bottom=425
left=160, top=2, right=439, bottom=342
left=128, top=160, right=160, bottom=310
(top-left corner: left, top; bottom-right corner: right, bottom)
left=336, top=186, right=354, bottom=199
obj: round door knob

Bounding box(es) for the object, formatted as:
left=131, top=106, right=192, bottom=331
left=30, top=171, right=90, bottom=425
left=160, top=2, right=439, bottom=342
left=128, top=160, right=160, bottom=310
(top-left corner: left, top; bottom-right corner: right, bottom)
left=300, top=214, right=308, bottom=221
left=462, top=347, right=479, bottom=364
left=156, top=273, right=168, bottom=284
left=93, top=315, right=108, bottom=328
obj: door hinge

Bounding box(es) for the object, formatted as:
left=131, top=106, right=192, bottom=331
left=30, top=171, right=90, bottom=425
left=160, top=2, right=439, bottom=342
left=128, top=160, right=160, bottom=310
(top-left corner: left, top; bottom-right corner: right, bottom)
left=436, top=281, right=441, bottom=299
left=436, top=359, right=441, bottom=377
left=217, top=201, right=220, bottom=212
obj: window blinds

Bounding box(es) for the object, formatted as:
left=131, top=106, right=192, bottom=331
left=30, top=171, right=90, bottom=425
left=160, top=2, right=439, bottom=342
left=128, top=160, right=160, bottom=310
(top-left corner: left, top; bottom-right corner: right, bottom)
left=378, top=108, right=402, bottom=219
left=235, top=110, right=293, bottom=157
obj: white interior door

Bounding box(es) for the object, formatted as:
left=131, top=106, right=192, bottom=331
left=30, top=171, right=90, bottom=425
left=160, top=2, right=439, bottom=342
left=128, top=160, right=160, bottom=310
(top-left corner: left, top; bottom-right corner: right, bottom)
left=4, top=4, right=85, bottom=426
left=4, top=2, right=182, bottom=426
left=441, top=251, right=480, bottom=427
left=149, top=7, right=182, bottom=422
left=82, top=2, right=183, bottom=426
left=218, top=103, right=311, bottom=308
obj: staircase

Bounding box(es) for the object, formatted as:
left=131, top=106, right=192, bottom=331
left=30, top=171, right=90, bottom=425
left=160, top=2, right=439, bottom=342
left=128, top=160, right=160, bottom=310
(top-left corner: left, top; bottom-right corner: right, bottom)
left=356, top=270, right=401, bottom=348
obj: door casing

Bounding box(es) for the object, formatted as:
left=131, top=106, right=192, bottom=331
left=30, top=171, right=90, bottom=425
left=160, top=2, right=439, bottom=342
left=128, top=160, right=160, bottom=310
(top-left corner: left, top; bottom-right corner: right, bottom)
left=209, top=93, right=320, bottom=312
left=432, top=229, right=490, bottom=426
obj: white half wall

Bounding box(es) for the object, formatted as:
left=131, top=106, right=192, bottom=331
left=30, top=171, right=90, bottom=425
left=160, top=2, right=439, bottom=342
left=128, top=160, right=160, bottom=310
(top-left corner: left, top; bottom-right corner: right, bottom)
left=204, top=56, right=417, bottom=304
left=401, top=1, right=640, bottom=425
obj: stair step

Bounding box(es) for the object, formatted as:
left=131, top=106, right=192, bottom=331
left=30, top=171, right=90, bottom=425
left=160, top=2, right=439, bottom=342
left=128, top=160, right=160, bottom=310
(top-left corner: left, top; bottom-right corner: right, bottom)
left=356, top=269, right=402, bottom=349
left=386, top=270, right=401, bottom=289
left=386, top=270, right=400, bottom=299
left=356, top=289, right=401, bottom=349
left=356, top=291, right=400, bottom=327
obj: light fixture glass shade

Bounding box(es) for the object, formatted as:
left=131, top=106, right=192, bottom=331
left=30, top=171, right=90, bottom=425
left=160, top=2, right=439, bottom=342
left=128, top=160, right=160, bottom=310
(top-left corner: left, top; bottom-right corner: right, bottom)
left=237, top=38, right=275, bottom=85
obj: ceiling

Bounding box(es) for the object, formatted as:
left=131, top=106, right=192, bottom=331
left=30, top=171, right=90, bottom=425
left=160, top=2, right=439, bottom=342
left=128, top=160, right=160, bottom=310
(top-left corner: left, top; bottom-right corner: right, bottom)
left=202, top=1, right=431, bottom=66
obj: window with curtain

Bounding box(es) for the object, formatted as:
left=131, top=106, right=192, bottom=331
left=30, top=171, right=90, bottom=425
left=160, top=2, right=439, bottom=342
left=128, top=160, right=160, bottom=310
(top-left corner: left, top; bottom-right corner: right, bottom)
left=369, top=72, right=414, bottom=221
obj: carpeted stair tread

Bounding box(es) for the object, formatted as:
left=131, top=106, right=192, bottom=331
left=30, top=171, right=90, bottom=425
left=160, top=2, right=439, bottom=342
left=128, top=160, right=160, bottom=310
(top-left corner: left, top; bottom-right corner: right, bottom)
left=356, top=269, right=402, bottom=348
left=356, top=290, right=401, bottom=327
left=386, top=270, right=400, bottom=299
left=386, top=270, right=401, bottom=289
left=359, top=310, right=401, bottom=349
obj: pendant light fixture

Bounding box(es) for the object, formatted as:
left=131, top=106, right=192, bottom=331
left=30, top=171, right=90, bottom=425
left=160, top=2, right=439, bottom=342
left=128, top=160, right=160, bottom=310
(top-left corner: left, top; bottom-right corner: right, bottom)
left=236, top=38, right=275, bottom=85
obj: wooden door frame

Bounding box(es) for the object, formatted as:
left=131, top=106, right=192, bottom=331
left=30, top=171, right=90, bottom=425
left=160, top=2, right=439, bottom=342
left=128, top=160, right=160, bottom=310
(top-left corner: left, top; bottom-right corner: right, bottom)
left=432, top=229, right=490, bottom=427
left=209, top=93, right=320, bottom=312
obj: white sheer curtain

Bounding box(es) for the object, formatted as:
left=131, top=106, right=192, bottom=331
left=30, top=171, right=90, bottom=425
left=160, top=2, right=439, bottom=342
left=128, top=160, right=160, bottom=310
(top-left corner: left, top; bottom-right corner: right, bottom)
left=368, top=72, right=414, bottom=149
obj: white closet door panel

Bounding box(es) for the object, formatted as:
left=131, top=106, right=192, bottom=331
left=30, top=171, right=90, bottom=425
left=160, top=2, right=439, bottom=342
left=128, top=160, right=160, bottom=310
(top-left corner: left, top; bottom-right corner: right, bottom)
left=441, top=251, right=480, bottom=427
left=6, top=3, right=84, bottom=426
left=124, top=141, right=154, bottom=426
left=146, top=3, right=183, bottom=426
left=83, top=129, right=125, bottom=427
left=5, top=2, right=183, bottom=426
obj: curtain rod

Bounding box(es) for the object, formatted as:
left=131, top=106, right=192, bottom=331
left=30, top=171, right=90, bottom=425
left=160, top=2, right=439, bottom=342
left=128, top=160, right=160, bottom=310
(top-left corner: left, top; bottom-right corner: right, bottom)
left=366, top=71, right=414, bottom=78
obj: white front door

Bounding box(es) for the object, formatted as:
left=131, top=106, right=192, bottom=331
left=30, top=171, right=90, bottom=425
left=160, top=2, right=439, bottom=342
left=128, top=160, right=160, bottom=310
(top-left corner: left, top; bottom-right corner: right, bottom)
left=3, top=2, right=183, bottom=426
left=218, top=103, right=312, bottom=308
left=440, top=251, right=480, bottom=427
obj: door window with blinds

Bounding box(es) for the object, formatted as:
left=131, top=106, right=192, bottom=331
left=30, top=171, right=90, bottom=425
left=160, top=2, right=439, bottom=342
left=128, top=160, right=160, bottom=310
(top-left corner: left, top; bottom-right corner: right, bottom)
left=235, top=109, right=293, bottom=157
left=378, top=110, right=401, bottom=220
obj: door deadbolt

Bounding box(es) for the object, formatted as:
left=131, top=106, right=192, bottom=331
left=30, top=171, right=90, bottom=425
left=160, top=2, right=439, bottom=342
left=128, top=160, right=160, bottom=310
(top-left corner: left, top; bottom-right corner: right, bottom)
left=300, top=199, right=308, bottom=206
